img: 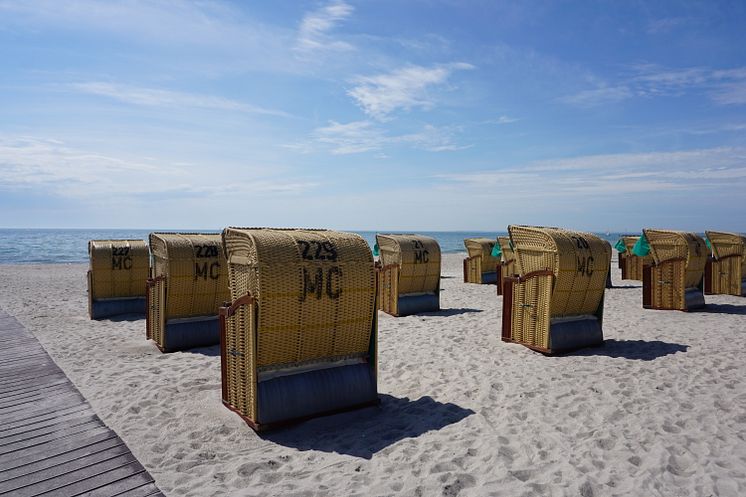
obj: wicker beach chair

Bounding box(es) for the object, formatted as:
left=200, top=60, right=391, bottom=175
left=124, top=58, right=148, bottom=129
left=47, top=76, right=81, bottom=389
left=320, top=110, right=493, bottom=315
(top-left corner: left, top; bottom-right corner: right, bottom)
left=87, top=239, right=149, bottom=319
left=219, top=228, right=378, bottom=431
left=616, top=236, right=650, bottom=281
left=463, top=238, right=499, bottom=284
left=146, top=233, right=230, bottom=352
left=375, top=234, right=441, bottom=316
left=704, top=231, right=746, bottom=297
left=496, top=236, right=517, bottom=296
left=642, top=229, right=707, bottom=311
left=501, top=225, right=610, bottom=353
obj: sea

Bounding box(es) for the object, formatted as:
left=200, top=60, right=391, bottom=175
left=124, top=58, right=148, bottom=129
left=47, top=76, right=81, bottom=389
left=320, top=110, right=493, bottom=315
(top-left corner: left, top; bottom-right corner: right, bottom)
left=0, top=229, right=626, bottom=264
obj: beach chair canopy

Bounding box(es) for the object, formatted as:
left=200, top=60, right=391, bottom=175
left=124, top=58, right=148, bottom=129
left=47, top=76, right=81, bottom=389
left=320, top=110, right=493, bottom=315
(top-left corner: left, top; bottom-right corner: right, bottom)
left=643, top=229, right=707, bottom=290
left=88, top=239, right=149, bottom=300
left=376, top=234, right=441, bottom=295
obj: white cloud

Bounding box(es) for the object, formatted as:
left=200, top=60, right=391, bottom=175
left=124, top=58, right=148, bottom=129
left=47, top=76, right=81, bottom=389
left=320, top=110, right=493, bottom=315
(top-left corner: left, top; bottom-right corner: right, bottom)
left=437, top=147, right=746, bottom=197
left=72, top=82, right=292, bottom=117
left=295, top=1, right=354, bottom=55
left=0, top=136, right=317, bottom=199
left=307, top=121, right=471, bottom=155
left=561, top=64, right=746, bottom=107
left=347, top=63, right=475, bottom=120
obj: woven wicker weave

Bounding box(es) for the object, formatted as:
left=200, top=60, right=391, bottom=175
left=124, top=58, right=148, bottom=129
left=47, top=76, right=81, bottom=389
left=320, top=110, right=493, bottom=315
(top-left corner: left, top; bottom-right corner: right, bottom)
left=502, top=225, right=610, bottom=353
left=496, top=236, right=517, bottom=295
left=88, top=240, right=149, bottom=299
left=618, top=236, right=649, bottom=281
left=704, top=231, right=745, bottom=296
left=463, top=238, right=498, bottom=284
left=219, top=228, right=377, bottom=429
left=87, top=239, right=149, bottom=319
left=146, top=233, right=230, bottom=350
left=642, top=229, right=707, bottom=310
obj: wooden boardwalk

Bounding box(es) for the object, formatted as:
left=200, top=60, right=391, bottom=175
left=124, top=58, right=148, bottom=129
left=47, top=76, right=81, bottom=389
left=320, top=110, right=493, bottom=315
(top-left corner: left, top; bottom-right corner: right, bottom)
left=0, top=309, right=165, bottom=497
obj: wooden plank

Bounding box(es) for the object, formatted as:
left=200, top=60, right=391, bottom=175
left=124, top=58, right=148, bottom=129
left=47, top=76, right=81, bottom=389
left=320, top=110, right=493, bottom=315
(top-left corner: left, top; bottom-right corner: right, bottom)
left=0, top=307, right=165, bottom=497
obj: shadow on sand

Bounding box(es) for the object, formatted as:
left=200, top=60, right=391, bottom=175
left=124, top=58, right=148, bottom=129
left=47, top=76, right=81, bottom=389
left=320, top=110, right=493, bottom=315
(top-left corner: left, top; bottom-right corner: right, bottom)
left=263, top=394, right=474, bottom=459
left=107, top=314, right=146, bottom=323
left=702, top=303, right=746, bottom=316
left=417, top=308, right=483, bottom=317
left=566, top=339, right=688, bottom=361
left=181, top=344, right=221, bottom=357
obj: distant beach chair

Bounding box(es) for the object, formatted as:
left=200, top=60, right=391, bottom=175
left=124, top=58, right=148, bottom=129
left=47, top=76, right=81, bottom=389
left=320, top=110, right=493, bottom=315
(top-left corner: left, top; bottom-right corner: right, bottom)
left=704, top=231, right=746, bottom=297
left=495, top=236, right=517, bottom=296
left=375, top=234, right=441, bottom=316
left=501, top=225, right=610, bottom=354
left=87, top=239, right=149, bottom=319
left=463, top=238, right=499, bottom=284
left=615, top=236, right=649, bottom=281
left=218, top=228, right=378, bottom=431
left=146, top=233, right=230, bottom=352
left=641, top=229, right=707, bottom=311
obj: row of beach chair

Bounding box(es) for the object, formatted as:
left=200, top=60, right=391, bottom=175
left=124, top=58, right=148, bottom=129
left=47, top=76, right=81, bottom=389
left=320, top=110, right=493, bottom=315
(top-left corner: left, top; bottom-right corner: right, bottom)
left=86, top=226, right=745, bottom=430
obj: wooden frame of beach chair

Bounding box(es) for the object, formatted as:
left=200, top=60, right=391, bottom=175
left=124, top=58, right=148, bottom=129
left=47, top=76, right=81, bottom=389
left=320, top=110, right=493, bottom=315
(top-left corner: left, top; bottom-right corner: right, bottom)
left=87, top=239, right=149, bottom=320
left=496, top=236, right=517, bottom=296
left=463, top=238, right=499, bottom=285
left=375, top=234, right=441, bottom=316
left=641, top=229, right=707, bottom=311
left=219, top=228, right=379, bottom=431
left=146, top=232, right=230, bottom=352
left=501, top=225, right=610, bottom=354
left=618, top=236, right=649, bottom=281
left=704, top=231, right=745, bottom=297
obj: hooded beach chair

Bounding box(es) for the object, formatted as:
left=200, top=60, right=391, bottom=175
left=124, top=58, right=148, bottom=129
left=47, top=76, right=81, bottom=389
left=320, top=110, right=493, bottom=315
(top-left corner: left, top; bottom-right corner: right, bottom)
left=375, top=234, right=441, bottom=316
left=218, top=228, right=378, bottom=431
left=463, top=238, right=499, bottom=284
left=704, top=231, right=746, bottom=297
left=639, top=229, right=707, bottom=311
left=495, top=236, right=517, bottom=296
left=87, top=239, right=149, bottom=319
left=146, top=232, right=230, bottom=352
left=501, top=225, right=610, bottom=354
left=614, top=236, right=649, bottom=281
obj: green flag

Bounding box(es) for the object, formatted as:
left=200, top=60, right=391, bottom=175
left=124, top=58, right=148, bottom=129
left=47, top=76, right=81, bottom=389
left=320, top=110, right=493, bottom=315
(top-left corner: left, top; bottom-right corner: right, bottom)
left=632, top=234, right=650, bottom=257
left=614, top=239, right=627, bottom=253
left=705, top=238, right=712, bottom=250
left=373, top=242, right=379, bottom=257
left=491, top=242, right=502, bottom=258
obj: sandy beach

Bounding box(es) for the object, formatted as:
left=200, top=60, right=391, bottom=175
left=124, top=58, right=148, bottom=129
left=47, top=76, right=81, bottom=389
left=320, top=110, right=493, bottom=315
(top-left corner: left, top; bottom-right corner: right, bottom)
left=1, top=253, right=746, bottom=497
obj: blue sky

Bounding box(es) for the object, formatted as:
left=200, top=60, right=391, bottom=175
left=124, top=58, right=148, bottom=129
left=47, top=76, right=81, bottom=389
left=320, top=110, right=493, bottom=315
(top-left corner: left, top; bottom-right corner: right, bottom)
left=1, top=0, right=745, bottom=232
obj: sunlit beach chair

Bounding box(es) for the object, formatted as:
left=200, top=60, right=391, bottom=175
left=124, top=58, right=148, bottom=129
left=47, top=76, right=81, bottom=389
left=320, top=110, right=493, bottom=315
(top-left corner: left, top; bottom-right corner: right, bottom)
left=463, top=237, right=499, bottom=284
left=640, top=229, right=707, bottom=311
left=218, top=228, right=378, bottom=431
left=87, top=239, right=149, bottom=319
left=495, top=236, right=517, bottom=296
left=146, top=232, right=230, bottom=352
left=501, top=225, right=610, bottom=353
left=615, top=236, right=649, bottom=281
left=375, top=234, right=441, bottom=316
left=704, top=231, right=746, bottom=297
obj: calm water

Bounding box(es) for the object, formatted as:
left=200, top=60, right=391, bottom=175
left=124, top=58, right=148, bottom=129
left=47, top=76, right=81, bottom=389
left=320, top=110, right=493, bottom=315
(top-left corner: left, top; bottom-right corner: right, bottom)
left=0, top=229, right=626, bottom=264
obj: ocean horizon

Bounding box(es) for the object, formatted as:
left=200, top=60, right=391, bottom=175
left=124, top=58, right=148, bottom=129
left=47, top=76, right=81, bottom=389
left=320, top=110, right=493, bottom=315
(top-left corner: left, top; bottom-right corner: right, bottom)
left=0, top=228, right=630, bottom=264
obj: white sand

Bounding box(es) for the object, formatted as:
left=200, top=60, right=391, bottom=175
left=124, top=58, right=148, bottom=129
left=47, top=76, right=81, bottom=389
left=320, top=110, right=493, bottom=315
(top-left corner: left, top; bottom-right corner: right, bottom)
left=1, top=254, right=746, bottom=496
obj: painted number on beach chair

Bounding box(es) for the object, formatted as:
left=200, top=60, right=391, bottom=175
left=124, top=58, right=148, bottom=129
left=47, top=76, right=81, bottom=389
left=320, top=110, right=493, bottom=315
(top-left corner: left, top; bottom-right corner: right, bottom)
left=297, top=240, right=338, bottom=261
left=300, top=267, right=342, bottom=301
left=194, top=244, right=219, bottom=258
left=411, top=239, right=429, bottom=264
left=571, top=236, right=590, bottom=250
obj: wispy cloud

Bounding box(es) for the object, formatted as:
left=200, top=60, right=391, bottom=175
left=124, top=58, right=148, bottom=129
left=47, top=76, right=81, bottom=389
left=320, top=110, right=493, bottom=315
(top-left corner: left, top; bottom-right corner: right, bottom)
left=71, top=82, right=292, bottom=117
left=561, top=64, right=746, bottom=107
left=295, top=1, right=354, bottom=55
left=437, top=147, right=746, bottom=196
left=301, top=120, right=471, bottom=155
left=0, top=136, right=316, bottom=198
left=347, top=63, right=475, bottom=120
left=646, top=17, right=688, bottom=34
